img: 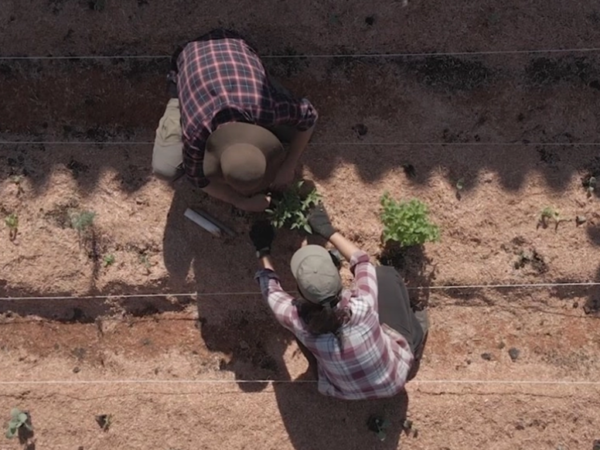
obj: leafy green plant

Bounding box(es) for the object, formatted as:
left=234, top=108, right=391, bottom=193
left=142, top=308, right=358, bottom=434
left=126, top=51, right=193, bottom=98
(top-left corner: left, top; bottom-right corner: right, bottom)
left=380, top=193, right=440, bottom=247
left=103, top=254, right=115, bottom=267
left=266, top=181, right=321, bottom=233
left=5, top=213, right=18, bottom=241
left=5, top=408, right=32, bottom=439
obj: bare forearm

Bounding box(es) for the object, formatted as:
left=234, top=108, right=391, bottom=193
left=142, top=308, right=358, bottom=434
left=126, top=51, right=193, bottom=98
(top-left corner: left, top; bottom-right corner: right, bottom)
left=329, top=232, right=362, bottom=262
left=285, top=126, right=314, bottom=167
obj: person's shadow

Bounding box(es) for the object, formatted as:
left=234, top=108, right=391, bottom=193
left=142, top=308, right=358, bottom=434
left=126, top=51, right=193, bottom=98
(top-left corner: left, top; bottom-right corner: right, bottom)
left=162, top=185, right=409, bottom=448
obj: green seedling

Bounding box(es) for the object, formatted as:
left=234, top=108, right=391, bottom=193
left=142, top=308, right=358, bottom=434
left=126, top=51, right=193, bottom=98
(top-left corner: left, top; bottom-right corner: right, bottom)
left=380, top=193, right=440, bottom=247
left=266, top=181, right=321, bottom=234
left=5, top=408, right=32, bottom=439
left=70, top=210, right=96, bottom=232
left=585, top=176, right=597, bottom=197
left=10, top=175, right=25, bottom=196
left=5, top=213, right=18, bottom=241
left=103, top=254, right=115, bottom=267
left=367, top=415, right=391, bottom=441
left=138, top=254, right=151, bottom=274
left=69, top=210, right=96, bottom=248
left=95, top=414, right=112, bottom=431
left=539, top=207, right=560, bottom=229
left=455, top=178, right=465, bottom=200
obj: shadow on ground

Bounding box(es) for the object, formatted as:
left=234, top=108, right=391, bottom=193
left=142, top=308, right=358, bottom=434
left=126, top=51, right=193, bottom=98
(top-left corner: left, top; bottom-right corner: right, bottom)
left=1, top=55, right=600, bottom=196
left=159, top=185, right=410, bottom=449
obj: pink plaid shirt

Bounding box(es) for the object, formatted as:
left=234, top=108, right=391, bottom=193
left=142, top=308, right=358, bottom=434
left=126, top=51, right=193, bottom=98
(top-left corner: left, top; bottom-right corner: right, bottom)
left=256, top=251, right=414, bottom=400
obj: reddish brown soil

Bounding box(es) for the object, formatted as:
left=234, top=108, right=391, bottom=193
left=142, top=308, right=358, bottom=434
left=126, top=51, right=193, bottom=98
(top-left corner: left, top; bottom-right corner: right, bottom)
left=1, top=1, right=600, bottom=449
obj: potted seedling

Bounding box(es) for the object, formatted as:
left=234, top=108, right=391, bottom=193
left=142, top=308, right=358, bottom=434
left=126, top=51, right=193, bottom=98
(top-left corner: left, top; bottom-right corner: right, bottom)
left=266, top=181, right=321, bottom=234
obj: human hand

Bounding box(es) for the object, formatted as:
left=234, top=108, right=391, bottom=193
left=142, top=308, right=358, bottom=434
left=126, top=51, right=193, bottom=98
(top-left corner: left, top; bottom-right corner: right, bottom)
left=238, top=194, right=272, bottom=212
left=307, top=204, right=336, bottom=240
left=249, top=220, right=275, bottom=255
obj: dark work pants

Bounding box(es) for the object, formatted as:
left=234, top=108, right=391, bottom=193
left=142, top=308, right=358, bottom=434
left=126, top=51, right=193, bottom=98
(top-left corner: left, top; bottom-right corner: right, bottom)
left=375, top=266, right=424, bottom=355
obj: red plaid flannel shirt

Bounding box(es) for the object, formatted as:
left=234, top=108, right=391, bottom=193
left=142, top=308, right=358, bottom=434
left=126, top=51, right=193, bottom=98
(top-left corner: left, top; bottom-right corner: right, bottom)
left=176, top=33, right=318, bottom=188
left=255, top=251, right=414, bottom=400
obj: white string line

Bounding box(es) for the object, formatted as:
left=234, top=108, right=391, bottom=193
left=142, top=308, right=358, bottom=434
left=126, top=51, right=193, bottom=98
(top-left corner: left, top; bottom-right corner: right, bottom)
left=0, top=281, right=597, bottom=302
left=2, top=47, right=600, bottom=61
left=1, top=141, right=599, bottom=147
left=0, top=379, right=598, bottom=386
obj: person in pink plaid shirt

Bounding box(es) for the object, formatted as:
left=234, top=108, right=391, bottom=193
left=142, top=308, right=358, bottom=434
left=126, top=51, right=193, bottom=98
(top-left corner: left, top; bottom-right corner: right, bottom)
left=249, top=205, right=429, bottom=400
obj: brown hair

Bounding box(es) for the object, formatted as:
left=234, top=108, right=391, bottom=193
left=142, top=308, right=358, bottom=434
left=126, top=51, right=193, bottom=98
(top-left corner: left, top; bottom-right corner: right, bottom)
left=295, top=296, right=350, bottom=350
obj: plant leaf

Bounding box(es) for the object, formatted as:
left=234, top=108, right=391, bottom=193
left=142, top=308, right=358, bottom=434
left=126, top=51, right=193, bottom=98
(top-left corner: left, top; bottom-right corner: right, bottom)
left=17, top=412, right=28, bottom=423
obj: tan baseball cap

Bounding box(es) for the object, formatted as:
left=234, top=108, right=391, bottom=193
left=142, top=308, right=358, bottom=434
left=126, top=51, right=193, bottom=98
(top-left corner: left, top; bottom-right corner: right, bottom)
left=290, top=245, right=343, bottom=304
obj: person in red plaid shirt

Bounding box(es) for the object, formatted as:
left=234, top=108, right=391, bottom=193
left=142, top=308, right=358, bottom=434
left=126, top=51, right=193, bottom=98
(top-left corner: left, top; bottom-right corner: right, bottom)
left=152, top=29, right=318, bottom=212
left=249, top=205, right=429, bottom=400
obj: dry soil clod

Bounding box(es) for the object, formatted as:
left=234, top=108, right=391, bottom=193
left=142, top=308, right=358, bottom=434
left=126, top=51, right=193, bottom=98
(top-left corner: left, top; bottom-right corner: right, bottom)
left=508, top=348, right=520, bottom=362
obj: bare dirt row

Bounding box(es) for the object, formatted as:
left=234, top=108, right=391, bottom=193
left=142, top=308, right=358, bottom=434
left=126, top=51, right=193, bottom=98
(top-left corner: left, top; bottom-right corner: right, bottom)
left=1, top=0, right=599, bottom=57
left=0, top=289, right=599, bottom=449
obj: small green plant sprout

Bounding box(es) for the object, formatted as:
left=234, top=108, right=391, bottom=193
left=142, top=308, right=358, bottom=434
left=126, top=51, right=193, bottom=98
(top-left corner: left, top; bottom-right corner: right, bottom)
left=10, top=175, right=25, bottom=196
left=70, top=210, right=96, bottom=232
left=103, top=254, right=115, bottom=267
left=5, top=408, right=32, bottom=439
left=5, top=213, right=18, bottom=241
left=402, top=418, right=419, bottom=437
left=367, top=415, right=390, bottom=441
left=380, top=193, right=440, bottom=247
left=266, top=181, right=321, bottom=234
left=584, top=175, right=597, bottom=198
left=138, top=253, right=151, bottom=275
left=455, top=178, right=465, bottom=200
left=539, top=207, right=559, bottom=229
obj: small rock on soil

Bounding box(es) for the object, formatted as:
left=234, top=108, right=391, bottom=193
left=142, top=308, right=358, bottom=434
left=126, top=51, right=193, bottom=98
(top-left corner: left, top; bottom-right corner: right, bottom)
left=508, top=347, right=520, bottom=361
